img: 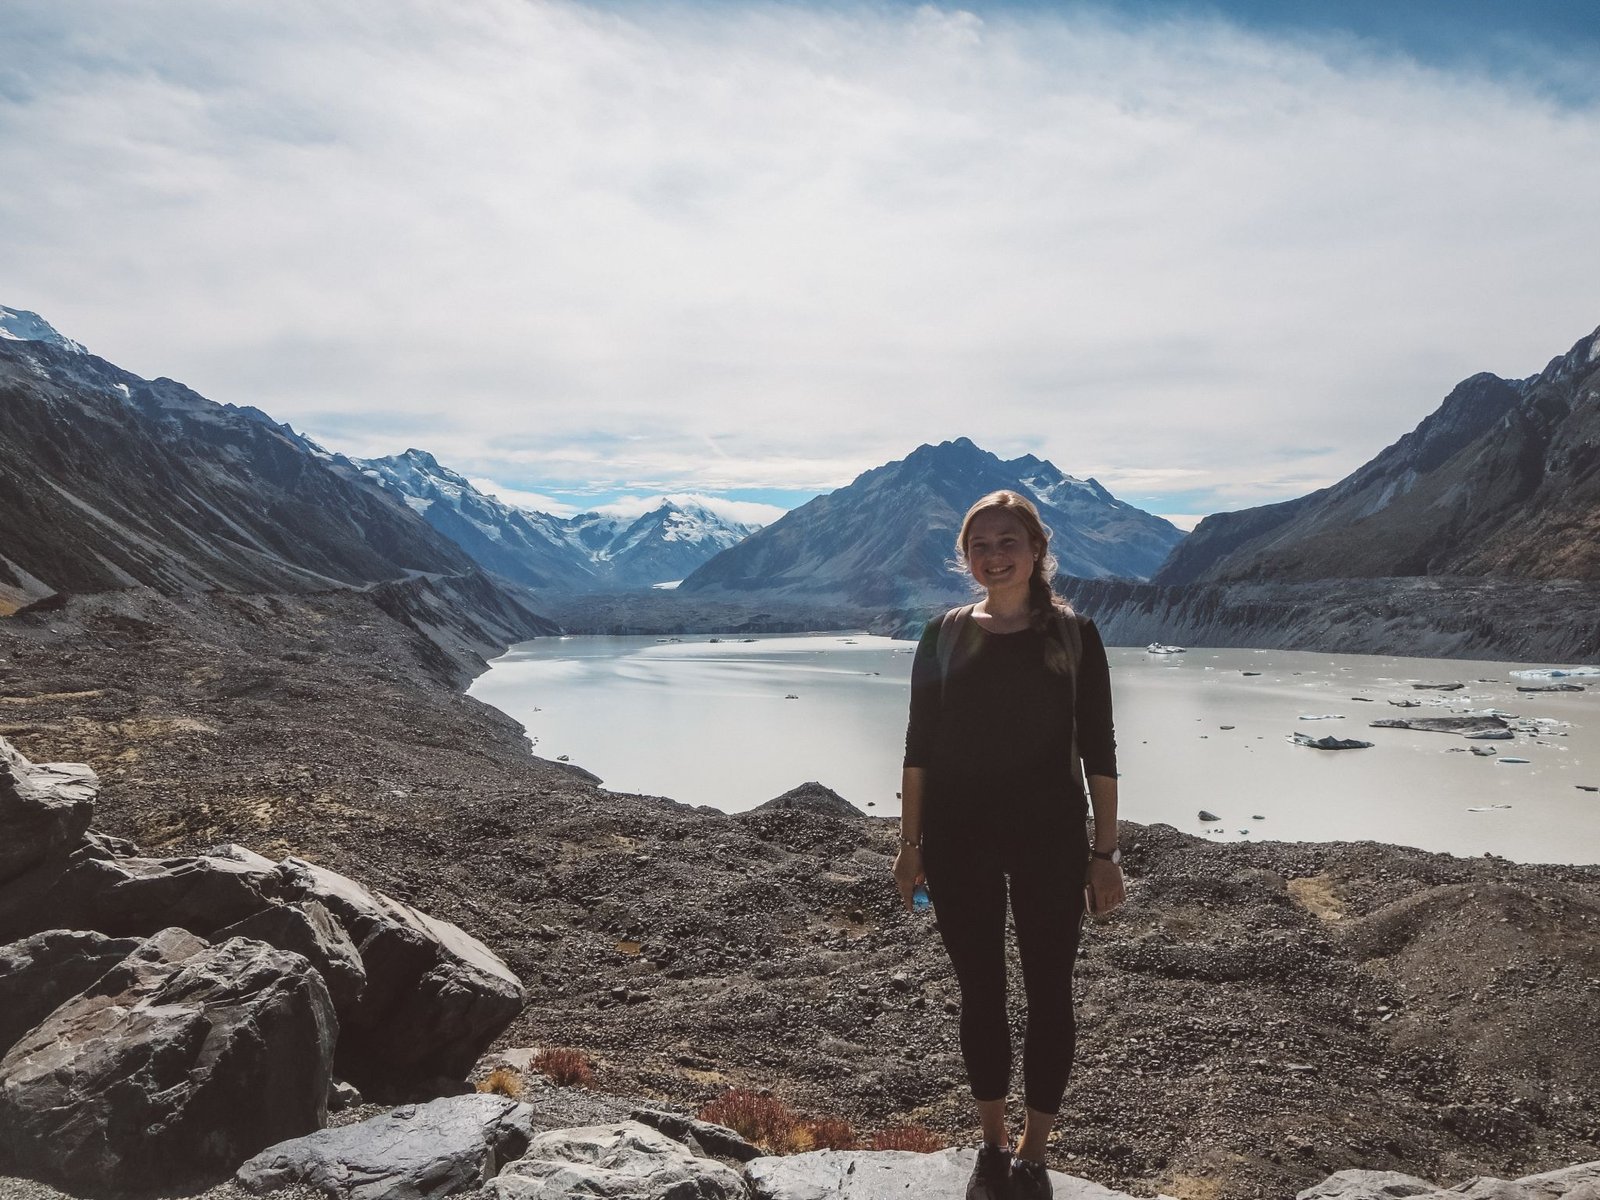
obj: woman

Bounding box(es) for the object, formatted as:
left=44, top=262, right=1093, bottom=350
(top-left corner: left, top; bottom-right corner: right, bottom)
left=894, top=490, right=1124, bottom=1200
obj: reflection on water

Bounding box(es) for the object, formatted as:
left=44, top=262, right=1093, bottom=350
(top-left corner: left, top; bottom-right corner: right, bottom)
left=468, top=634, right=1600, bottom=865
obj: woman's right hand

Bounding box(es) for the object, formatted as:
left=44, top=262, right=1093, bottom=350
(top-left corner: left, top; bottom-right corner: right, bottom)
left=892, top=846, right=925, bottom=911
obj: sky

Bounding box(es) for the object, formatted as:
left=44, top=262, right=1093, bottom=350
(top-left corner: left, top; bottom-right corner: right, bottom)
left=3, top=1, right=1598, bottom=530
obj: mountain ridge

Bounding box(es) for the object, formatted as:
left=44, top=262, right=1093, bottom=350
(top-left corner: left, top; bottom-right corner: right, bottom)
left=679, top=436, right=1184, bottom=605
left=0, top=311, right=554, bottom=654
left=350, top=450, right=759, bottom=591
left=1156, top=324, right=1600, bottom=584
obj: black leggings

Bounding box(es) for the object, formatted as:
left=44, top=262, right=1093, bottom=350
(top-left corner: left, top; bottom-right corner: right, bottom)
left=923, top=793, right=1088, bottom=1115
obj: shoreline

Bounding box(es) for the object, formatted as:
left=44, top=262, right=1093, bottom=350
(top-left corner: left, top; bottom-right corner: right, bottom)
left=474, top=632, right=1599, bottom=867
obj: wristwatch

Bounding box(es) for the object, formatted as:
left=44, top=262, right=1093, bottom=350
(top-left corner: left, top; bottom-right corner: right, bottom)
left=1090, top=847, right=1121, bottom=864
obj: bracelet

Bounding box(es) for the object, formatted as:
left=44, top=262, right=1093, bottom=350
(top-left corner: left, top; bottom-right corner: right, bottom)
left=899, top=836, right=922, bottom=850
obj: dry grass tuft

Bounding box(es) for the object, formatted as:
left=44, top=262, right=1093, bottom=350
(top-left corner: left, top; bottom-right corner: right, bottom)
left=533, top=1046, right=595, bottom=1089
left=797, top=1116, right=858, bottom=1151
left=476, top=1067, right=524, bottom=1099
left=871, top=1124, right=947, bottom=1153
left=699, top=1088, right=814, bottom=1153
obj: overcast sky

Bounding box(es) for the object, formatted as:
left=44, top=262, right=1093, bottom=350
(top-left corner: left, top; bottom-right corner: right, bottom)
left=4, top=1, right=1598, bottom=527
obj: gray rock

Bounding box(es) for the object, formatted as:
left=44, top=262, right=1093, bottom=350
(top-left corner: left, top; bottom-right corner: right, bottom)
left=745, top=1148, right=1147, bottom=1200
left=631, top=1108, right=762, bottom=1162
left=0, top=929, right=140, bottom=1057
left=77, top=830, right=140, bottom=859
left=1468, top=1161, right=1600, bottom=1199
left=0, top=927, right=336, bottom=1193
left=0, top=738, right=96, bottom=887
left=5, top=846, right=294, bottom=943
left=1296, top=1171, right=1442, bottom=1200
left=277, top=857, right=525, bottom=1097
left=2, top=837, right=524, bottom=1098
left=237, top=1093, right=535, bottom=1200
left=1296, top=1162, right=1600, bottom=1200
left=487, top=1121, right=747, bottom=1199
left=214, top=900, right=367, bottom=1016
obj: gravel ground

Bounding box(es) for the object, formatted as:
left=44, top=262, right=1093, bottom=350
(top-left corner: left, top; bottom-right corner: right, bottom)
left=1, top=588, right=1598, bottom=1200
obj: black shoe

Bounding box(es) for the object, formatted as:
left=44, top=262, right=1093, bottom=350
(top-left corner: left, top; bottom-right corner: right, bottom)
left=1010, top=1156, right=1053, bottom=1200
left=966, top=1143, right=1012, bottom=1200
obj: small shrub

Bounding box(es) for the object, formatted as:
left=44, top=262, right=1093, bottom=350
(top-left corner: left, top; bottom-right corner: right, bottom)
left=798, top=1116, right=858, bottom=1151
left=871, top=1125, right=947, bottom=1153
left=699, top=1088, right=808, bottom=1153
left=533, top=1046, right=595, bottom=1088
left=476, top=1067, right=524, bottom=1099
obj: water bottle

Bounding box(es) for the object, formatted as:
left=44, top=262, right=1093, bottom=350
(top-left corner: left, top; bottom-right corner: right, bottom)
left=912, top=883, right=931, bottom=913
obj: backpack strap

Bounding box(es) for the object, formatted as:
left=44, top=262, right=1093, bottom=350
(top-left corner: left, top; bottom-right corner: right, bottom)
left=935, top=604, right=978, bottom=706
left=1054, top=605, right=1086, bottom=794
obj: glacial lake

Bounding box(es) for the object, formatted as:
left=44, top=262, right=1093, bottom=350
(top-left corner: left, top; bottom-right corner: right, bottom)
left=469, top=634, right=1600, bottom=865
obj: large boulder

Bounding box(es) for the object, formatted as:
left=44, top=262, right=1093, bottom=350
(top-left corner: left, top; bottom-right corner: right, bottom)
left=214, top=899, right=367, bottom=1016
left=1298, top=1162, right=1600, bottom=1200
left=0, top=738, right=96, bottom=886
left=745, top=1148, right=1139, bottom=1200
left=57, top=848, right=294, bottom=936
left=0, top=929, right=141, bottom=1057
left=486, top=1121, right=747, bottom=1199
left=238, top=1093, right=536, bottom=1200
left=278, top=857, right=525, bottom=1097
left=0, top=815, right=522, bottom=1101
left=0, top=927, right=337, bottom=1193
left=1297, top=1173, right=1442, bottom=1200
left=631, top=1108, right=762, bottom=1163
left=0, top=839, right=291, bottom=944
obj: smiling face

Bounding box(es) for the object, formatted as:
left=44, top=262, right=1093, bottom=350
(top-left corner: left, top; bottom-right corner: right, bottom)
left=963, top=508, right=1040, bottom=599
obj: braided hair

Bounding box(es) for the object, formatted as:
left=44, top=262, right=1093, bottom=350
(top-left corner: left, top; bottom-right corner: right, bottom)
left=955, top=489, right=1071, bottom=675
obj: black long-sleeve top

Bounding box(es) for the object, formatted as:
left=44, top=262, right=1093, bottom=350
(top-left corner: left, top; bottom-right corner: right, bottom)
left=903, top=614, right=1118, bottom=796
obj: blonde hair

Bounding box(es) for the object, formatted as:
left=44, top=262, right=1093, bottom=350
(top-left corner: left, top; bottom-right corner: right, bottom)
left=955, top=490, right=1071, bottom=674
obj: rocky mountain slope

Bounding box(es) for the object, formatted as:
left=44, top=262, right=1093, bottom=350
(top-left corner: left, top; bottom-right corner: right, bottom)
left=0, top=309, right=555, bottom=659
left=1059, top=574, right=1600, bottom=665
left=0, top=314, right=476, bottom=608
left=353, top=450, right=759, bottom=591
left=350, top=450, right=603, bottom=591
left=1157, top=324, right=1600, bottom=584
left=679, top=438, right=1183, bottom=606
left=0, top=589, right=1596, bottom=1200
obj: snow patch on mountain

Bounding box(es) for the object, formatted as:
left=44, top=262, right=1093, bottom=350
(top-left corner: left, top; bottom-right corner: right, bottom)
left=354, top=452, right=764, bottom=589
left=0, top=306, right=88, bottom=354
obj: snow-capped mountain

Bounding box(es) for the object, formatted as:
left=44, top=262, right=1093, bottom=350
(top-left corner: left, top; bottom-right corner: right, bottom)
left=565, top=499, right=759, bottom=588
left=678, top=437, right=1184, bottom=606
left=0, top=306, right=87, bottom=355
left=350, top=452, right=760, bottom=591
left=350, top=450, right=597, bottom=591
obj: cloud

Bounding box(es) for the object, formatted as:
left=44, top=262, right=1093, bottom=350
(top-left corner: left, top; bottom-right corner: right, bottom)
left=3, top=1, right=1598, bottom=518
left=590, top=492, right=788, bottom=527
left=467, top=477, right=580, bottom=517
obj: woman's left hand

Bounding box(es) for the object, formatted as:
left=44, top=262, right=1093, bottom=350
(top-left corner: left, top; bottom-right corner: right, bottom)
left=1086, top=857, right=1126, bottom=917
